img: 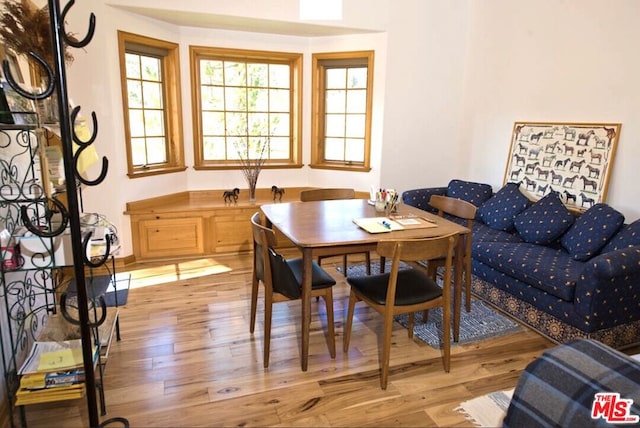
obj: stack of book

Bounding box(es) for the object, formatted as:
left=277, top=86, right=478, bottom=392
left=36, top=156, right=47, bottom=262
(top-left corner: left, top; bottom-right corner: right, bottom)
left=15, top=339, right=98, bottom=405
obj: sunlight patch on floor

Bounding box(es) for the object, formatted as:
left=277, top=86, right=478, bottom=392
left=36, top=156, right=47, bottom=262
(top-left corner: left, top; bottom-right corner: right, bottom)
left=127, top=258, right=232, bottom=289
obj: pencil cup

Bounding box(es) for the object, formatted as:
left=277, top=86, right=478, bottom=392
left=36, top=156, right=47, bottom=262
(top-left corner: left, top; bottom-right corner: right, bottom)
left=375, top=198, right=386, bottom=213
left=385, top=202, right=398, bottom=215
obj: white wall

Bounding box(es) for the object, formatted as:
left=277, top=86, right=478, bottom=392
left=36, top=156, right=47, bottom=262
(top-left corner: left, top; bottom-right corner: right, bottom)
left=380, top=0, right=472, bottom=192
left=58, top=0, right=640, bottom=258
left=459, top=0, right=640, bottom=219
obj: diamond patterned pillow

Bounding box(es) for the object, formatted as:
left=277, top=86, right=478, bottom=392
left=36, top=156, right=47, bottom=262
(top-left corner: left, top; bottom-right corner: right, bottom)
left=477, top=182, right=531, bottom=232
left=447, top=179, right=494, bottom=207
left=600, top=219, right=640, bottom=253
left=560, top=203, right=625, bottom=261
left=514, top=192, right=575, bottom=245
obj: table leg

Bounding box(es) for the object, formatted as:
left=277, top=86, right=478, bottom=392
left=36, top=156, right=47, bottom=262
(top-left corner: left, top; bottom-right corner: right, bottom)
left=301, top=248, right=313, bottom=371
left=453, top=237, right=464, bottom=342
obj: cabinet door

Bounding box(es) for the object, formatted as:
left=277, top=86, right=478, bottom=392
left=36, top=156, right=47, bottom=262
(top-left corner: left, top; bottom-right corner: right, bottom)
left=211, top=208, right=254, bottom=253
left=139, top=217, right=204, bottom=258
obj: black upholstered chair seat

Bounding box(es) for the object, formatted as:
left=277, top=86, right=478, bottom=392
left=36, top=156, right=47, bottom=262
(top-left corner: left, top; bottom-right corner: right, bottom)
left=287, top=258, right=337, bottom=290
left=347, top=269, right=442, bottom=306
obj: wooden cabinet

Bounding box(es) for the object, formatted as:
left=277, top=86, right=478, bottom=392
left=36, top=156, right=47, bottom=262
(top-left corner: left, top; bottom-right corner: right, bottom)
left=125, top=188, right=302, bottom=261
left=138, top=216, right=205, bottom=259
left=125, top=187, right=370, bottom=261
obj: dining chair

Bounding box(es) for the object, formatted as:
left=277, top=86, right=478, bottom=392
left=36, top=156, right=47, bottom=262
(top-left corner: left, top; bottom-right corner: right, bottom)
left=299, top=188, right=372, bottom=275
left=249, top=212, right=337, bottom=368
left=424, top=195, right=477, bottom=315
left=343, top=232, right=459, bottom=389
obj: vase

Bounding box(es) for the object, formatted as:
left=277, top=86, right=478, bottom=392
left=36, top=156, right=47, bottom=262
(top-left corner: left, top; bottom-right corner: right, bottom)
left=248, top=181, right=257, bottom=202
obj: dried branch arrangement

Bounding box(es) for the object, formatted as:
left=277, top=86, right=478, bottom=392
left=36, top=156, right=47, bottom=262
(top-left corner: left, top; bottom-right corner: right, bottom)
left=235, top=139, right=268, bottom=199
left=0, top=0, right=75, bottom=66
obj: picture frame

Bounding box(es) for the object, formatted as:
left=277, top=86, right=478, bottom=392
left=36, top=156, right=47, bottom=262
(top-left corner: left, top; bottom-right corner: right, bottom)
left=503, top=121, right=621, bottom=212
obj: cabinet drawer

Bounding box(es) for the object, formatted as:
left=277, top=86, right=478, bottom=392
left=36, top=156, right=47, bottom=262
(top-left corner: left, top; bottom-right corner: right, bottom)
left=139, top=217, right=204, bottom=258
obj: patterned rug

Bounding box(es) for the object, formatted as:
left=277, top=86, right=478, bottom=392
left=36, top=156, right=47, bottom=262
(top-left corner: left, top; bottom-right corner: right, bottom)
left=455, top=388, right=514, bottom=427
left=340, top=262, right=523, bottom=349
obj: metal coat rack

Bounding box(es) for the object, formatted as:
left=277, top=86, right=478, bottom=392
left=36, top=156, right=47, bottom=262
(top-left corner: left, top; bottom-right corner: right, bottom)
left=2, top=1, right=128, bottom=426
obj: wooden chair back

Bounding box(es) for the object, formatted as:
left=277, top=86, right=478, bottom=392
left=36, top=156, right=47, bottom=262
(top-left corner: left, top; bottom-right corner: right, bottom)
left=250, top=211, right=301, bottom=299
left=377, top=234, right=459, bottom=306
left=429, top=195, right=477, bottom=223
left=250, top=212, right=276, bottom=284
left=300, top=188, right=355, bottom=202
left=428, top=194, right=476, bottom=313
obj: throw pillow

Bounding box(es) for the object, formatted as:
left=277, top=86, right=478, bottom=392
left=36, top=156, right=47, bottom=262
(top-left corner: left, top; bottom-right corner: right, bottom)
left=560, top=203, right=625, bottom=261
left=514, top=192, right=575, bottom=245
left=600, top=219, right=640, bottom=253
left=477, top=182, right=531, bottom=232
left=446, top=179, right=494, bottom=207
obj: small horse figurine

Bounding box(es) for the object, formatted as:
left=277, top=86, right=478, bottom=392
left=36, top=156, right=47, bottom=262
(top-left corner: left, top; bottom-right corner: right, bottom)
left=223, top=188, right=240, bottom=204
left=271, top=185, right=285, bottom=202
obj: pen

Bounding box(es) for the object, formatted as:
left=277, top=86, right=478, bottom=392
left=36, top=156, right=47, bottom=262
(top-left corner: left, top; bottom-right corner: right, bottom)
left=381, top=220, right=391, bottom=229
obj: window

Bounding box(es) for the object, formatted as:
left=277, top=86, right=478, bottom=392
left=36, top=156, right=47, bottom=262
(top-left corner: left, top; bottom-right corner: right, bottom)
left=117, top=31, right=185, bottom=178
left=189, top=46, right=302, bottom=169
left=311, top=51, right=374, bottom=172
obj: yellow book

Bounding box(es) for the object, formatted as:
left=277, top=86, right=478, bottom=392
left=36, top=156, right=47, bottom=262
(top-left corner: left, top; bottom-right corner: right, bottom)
left=15, top=384, right=85, bottom=405
left=37, top=348, right=84, bottom=372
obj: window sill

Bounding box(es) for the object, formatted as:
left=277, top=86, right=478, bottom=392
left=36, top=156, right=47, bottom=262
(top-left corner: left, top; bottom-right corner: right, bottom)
left=127, top=165, right=187, bottom=178
left=308, top=163, right=371, bottom=173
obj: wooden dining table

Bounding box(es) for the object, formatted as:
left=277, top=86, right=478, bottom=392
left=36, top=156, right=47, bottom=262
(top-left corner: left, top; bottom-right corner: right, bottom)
left=260, top=198, right=470, bottom=371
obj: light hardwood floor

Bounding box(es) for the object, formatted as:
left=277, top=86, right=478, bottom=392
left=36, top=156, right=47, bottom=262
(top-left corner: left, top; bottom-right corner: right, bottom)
left=23, top=251, right=560, bottom=427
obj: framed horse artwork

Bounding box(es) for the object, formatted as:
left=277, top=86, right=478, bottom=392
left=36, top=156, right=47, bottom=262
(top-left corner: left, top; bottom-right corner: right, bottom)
left=504, top=121, right=621, bottom=212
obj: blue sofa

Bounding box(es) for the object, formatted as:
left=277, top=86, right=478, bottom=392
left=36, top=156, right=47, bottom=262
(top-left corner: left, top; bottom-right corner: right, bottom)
left=402, top=179, right=640, bottom=349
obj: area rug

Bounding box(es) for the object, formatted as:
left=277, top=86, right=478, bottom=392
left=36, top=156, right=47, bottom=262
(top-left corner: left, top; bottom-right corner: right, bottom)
left=456, top=388, right=513, bottom=427
left=104, top=288, right=128, bottom=307
left=341, top=262, right=523, bottom=349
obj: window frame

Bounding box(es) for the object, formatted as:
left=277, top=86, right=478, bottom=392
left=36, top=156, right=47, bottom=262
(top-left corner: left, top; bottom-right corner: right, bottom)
left=310, top=50, right=374, bottom=172
left=117, top=31, right=186, bottom=178
left=189, top=46, right=303, bottom=170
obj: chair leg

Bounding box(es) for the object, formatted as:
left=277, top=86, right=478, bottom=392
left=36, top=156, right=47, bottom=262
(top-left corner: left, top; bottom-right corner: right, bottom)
left=465, top=237, right=473, bottom=312
left=407, top=312, right=414, bottom=339
left=365, top=252, right=371, bottom=275
left=381, top=310, right=394, bottom=390
left=323, top=289, right=336, bottom=358
left=263, top=293, right=273, bottom=368
left=465, top=258, right=472, bottom=313
left=465, top=273, right=472, bottom=313
left=442, top=298, right=451, bottom=373
left=424, top=262, right=438, bottom=322
left=342, top=255, right=348, bottom=275
left=250, top=274, right=259, bottom=334
left=343, top=291, right=357, bottom=352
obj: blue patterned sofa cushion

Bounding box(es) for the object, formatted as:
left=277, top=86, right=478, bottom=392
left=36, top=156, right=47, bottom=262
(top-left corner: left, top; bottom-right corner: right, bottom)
left=561, top=203, right=625, bottom=261
left=513, top=191, right=574, bottom=245
left=401, top=186, right=447, bottom=213
left=472, top=222, right=524, bottom=244
left=476, top=182, right=531, bottom=232
left=600, top=219, right=640, bottom=254
left=473, top=241, right=582, bottom=301
left=446, top=179, right=493, bottom=207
